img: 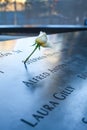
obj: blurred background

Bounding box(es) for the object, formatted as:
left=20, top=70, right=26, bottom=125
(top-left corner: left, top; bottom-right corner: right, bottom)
left=0, top=0, right=87, bottom=26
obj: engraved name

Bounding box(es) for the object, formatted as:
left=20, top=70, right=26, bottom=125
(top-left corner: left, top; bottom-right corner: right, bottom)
left=20, top=86, right=75, bottom=127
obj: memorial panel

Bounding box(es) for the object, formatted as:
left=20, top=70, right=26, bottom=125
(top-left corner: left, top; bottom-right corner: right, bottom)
left=0, top=31, right=87, bottom=130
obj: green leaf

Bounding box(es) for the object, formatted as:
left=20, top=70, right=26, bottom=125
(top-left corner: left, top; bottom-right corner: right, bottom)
left=32, top=43, right=36, bottom=46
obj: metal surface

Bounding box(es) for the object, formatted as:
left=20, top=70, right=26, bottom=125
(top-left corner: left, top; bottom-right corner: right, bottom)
left=0, top=31, right=87, bottom=130
left=0, top=25, right=87, bottom=34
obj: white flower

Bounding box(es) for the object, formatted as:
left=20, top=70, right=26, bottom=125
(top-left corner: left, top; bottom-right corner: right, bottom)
left=35, top=31, right=49, bottom=47
left=23, top=31, right=49, bottom=64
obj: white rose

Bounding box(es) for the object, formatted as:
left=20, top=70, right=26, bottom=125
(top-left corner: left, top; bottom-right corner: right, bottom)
left=23, top=31, right=49, bottom=64
left=35, top=31, right=49, bottom=47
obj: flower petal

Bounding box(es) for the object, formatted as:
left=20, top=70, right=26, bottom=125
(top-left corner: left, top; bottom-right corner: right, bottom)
left=35, top=31, right=48, bottom=47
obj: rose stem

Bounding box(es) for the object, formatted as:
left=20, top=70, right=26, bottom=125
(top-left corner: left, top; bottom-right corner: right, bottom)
left=24, top=44, right=39, bottom=64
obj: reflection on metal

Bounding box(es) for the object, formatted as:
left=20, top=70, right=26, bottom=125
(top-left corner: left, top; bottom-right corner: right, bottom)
left=0, top=31, right=87, bottom=130
left=0, top=40, right=16, bottom=51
